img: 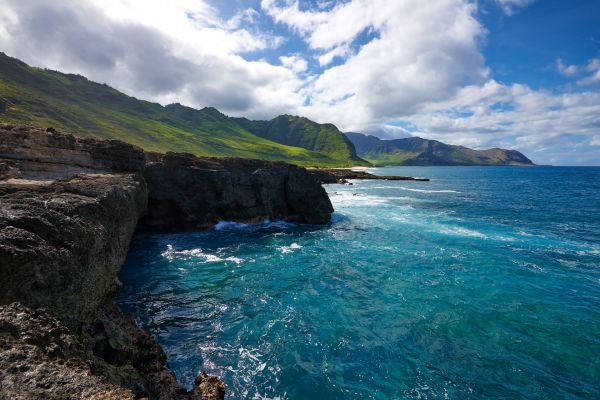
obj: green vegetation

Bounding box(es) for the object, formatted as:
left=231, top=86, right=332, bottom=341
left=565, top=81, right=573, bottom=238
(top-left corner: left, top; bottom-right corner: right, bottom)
left=234, top=115, right=368, bottom=166
left=0, top=53, right=364, bottom=167
left=345, top=132, right=534, bottom=166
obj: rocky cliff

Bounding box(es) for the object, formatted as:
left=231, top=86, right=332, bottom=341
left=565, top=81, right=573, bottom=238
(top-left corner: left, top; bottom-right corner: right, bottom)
left=0, top=123, right=333, bottom=399
left=141, top=152, right=333, bottom=231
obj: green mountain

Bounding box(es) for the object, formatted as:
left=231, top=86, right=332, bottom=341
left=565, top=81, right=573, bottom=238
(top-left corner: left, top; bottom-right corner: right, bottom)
left=234, top=115, right=367, bottom=166
left=0, top=52, right=360, bottom=167
left=345, top=132, right=534, bottom=166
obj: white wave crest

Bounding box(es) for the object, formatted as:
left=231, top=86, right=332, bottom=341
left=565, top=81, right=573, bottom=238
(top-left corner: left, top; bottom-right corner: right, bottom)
left=437, top=226, right=487, bottom=238
left=398, top=187, right=459, bottom=193
left=161, top=244, right=244, bottom=264
left=278, top=243, right=302, bottom=254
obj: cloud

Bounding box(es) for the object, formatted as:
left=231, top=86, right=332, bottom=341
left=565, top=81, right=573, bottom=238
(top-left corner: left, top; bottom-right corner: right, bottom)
left=363, top=125, right=413, bottom=140
left=495, top=0, right=536, bottom=15
left=557, top=59, right=579, bottom=77
left=263, top=0, right=488, bottom=129
left=279, top=55, right=308, bottom=73
left=577, top=58, right=600, bottom=86
left=556, top=58, right=600, bottom=86
left=0, top=0, right=299, bottom=118
left=394, top=82, right=600, bottom=164
left=0, top=0, right=598, bottom=165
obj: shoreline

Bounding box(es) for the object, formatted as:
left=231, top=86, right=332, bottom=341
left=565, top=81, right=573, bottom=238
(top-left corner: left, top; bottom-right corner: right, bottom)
left=307, top=168, right=430, bottom=184
left=0, top=124, right=334, bottom=399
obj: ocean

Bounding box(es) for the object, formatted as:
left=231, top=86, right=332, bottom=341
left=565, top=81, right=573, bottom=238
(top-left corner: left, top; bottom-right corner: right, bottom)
left=117, top=166, right=600, bottom=399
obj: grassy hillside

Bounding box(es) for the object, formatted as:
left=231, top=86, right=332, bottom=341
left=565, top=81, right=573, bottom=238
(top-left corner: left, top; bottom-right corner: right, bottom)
left=234, top=115, right=368, bottom=166
left=0, top=52, right=358, bottom=167
left=345, top=132, right=534, bottom=166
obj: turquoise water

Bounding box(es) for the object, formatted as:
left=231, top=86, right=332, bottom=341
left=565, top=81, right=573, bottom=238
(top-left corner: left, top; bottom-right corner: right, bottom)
left=117, top=166, right=600, bottom=399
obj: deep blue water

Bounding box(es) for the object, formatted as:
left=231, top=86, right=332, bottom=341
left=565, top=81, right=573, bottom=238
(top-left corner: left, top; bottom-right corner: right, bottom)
left=117, top=166, right=600, bottom=399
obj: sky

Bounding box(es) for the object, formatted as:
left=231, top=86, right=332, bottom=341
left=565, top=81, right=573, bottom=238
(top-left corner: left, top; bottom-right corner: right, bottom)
left=0, top=0, right=599, bottom=165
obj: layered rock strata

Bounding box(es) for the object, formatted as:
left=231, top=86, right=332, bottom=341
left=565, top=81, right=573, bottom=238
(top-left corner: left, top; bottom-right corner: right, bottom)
left=0, top=123, right=331, bottom=399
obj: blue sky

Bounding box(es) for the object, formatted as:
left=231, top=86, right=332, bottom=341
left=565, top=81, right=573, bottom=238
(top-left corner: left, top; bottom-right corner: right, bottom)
left=480, top=0, right=600, bottom=88
left=0, top=0, right=599, bottom=165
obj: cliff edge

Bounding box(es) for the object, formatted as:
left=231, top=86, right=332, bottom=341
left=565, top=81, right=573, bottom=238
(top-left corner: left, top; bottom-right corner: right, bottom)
left=0, top=123, right=333, bottom=399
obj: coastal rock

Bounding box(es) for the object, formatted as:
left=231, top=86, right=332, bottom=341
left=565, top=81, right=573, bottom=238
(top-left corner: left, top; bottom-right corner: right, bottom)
left=0, top=123, right=145, bottom=179
left=0, top=173, right=147, bottom=328
left=0, top=173, right=187, bottom=399
left=192, top=371, right=226, bottom=400
left=140, top=152, right=333, bottom=231
left=308, top=168, right=430, bottom=184
left=0, top=125, right=223, bottom=399
left=0, top=302, right=137, bottom=400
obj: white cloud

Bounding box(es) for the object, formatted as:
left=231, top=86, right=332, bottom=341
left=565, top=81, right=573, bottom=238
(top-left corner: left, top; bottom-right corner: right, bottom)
left=577, top=58, right=600, bottom=86
left=279, top=54, right=308, bottom=73
left=395, top=83, right=600, bottom=164
left=0, top=0, right=598, bottom=165
left=266, top=0, right=489, bottom=129
left=364, top=125, right=413, bottom=139
left=226, top=8, right=261, bottom=30
left=495, top=0, right=536, bottom=15
left=317, top=45, right=351, bottom=67
left=0, top=0, right=300, bottom=119
left=557, top=59, right=579, bottom=77
left=556, top=58, right=600, bottom=86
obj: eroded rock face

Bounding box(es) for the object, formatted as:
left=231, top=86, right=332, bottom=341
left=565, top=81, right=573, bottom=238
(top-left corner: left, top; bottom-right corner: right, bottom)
left=0, top=124, right=145, bottom=179
left=0, top=174, right=147, bottom=328
left=140, top=152, right=333, bottom=231
left=0, top=302, right=137, bottom=400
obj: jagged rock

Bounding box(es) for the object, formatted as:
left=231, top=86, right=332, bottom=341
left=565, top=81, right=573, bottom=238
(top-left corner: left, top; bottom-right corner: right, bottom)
left=0, top=302, right=137, bottom=400
left=192, top=371, right=226, bottom=400
left=140, top=152, right=333, bottom=231
left=91, top=302, right=196, bottom=399
left=0, top=173, right=147, bottom=328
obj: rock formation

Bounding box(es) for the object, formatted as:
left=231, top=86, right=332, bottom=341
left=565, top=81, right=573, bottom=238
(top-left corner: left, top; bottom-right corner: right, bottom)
left=0, top=123, right=334, bottom=399
left=141, top=152, right=333, bottom=231
left=308, top=168, right=430, bottom=184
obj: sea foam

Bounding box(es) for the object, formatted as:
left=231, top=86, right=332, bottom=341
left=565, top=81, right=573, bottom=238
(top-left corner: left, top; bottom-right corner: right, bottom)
left=161, top=244, right=243, bottom=264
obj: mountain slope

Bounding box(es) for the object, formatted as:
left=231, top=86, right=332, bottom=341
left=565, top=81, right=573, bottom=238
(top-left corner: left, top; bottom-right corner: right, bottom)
left=345, top=132, right=534, bottom=166
left=0, top=52, right=354, bottom=167
left=234, top=115, right=368, bottom=166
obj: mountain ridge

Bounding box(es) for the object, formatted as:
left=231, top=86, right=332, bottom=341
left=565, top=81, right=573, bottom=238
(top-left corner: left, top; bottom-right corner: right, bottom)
left=233, top=114, right=367, bottom=166
left=0, top=52, right=533, bottom=168
left=0, top=52, right=359, bottom=167
left=345, top=132, right=534, bottom=166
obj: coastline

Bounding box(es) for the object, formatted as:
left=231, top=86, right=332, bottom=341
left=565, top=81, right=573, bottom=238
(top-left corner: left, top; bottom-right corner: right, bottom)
left=307, top=167, right=430, bottom=184
left=0, top=124, right=333, bottom=399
